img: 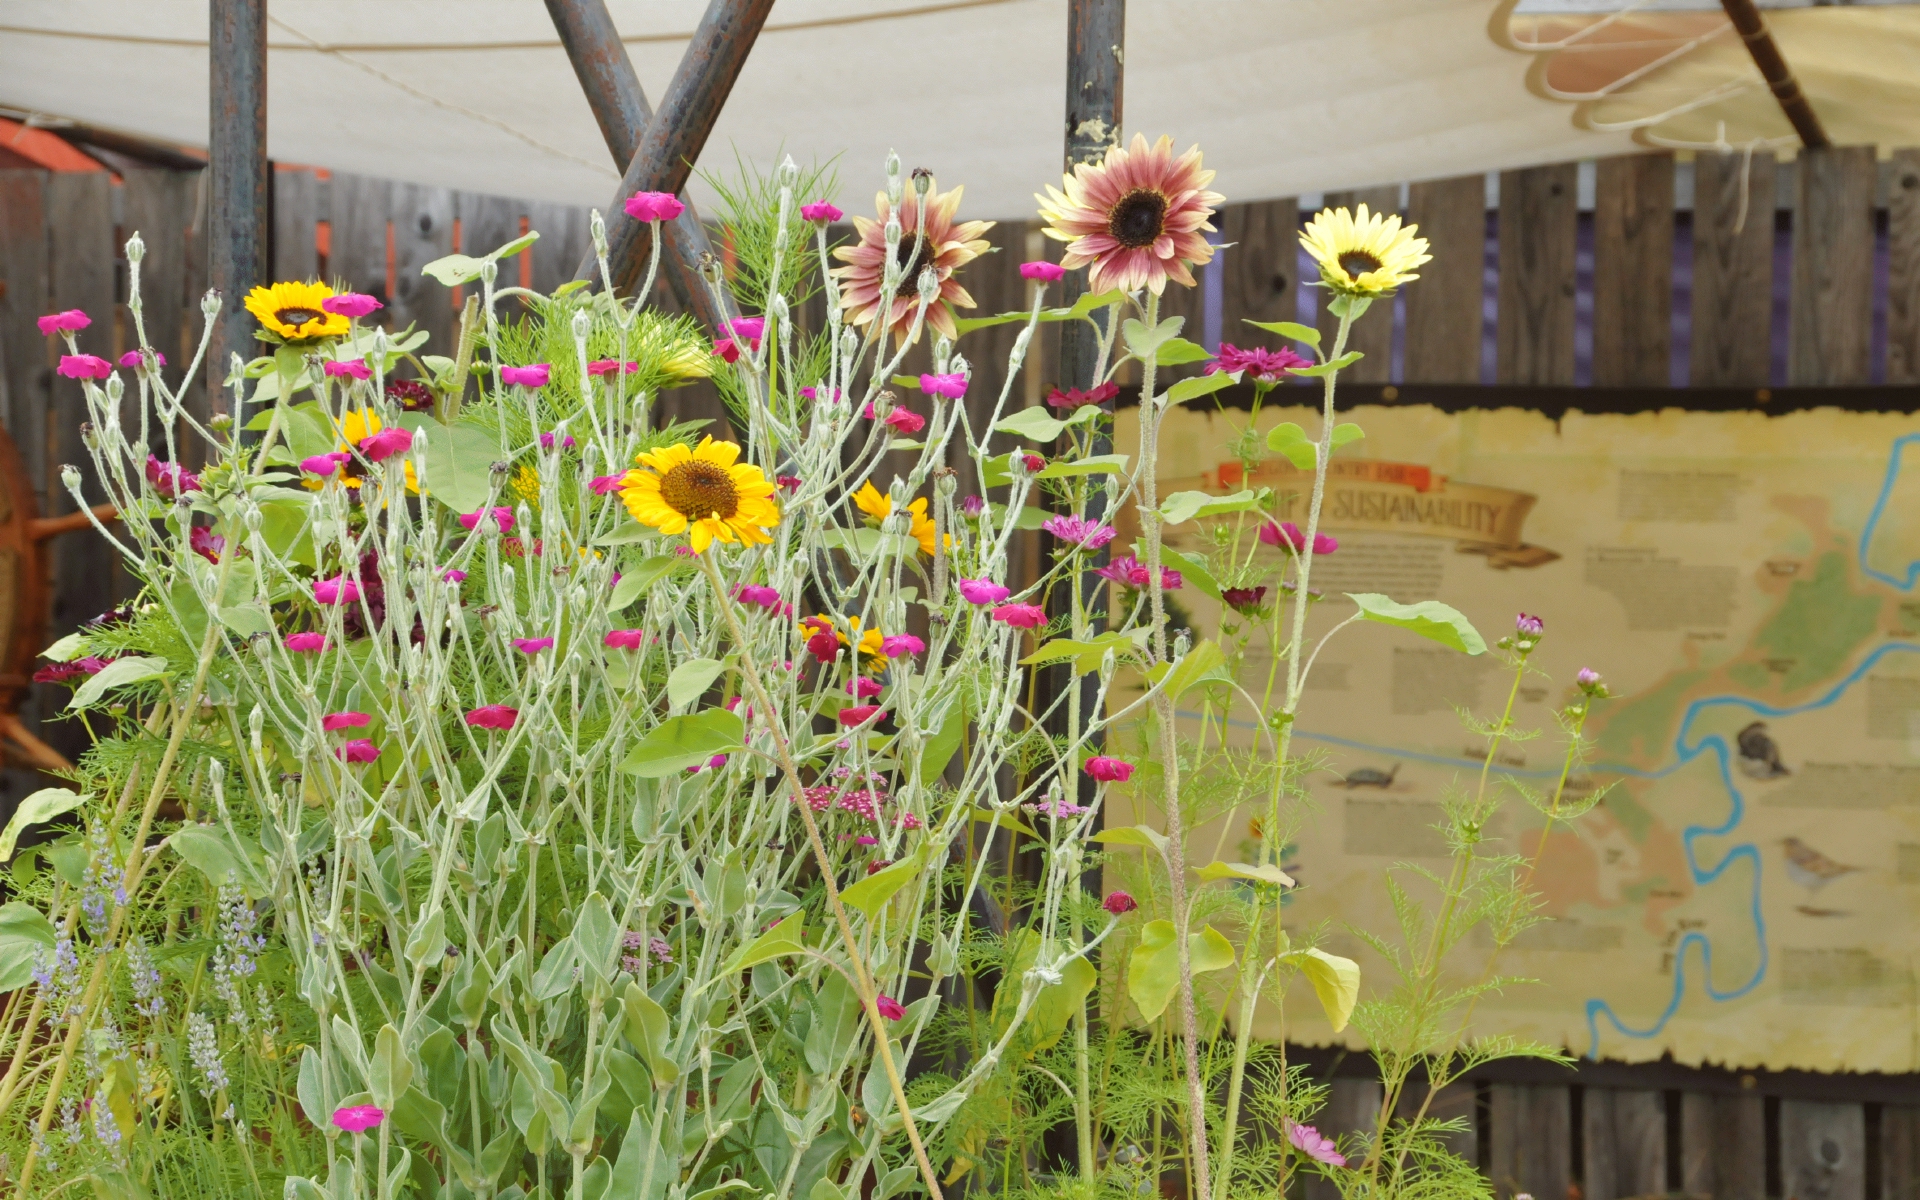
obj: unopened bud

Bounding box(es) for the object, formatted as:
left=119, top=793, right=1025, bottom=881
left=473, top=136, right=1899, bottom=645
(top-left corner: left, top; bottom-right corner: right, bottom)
left=591, top=210, right=608, bottom=255
left=79, top=424, right=99, bottom=452
left=911, top=167, right=933, bottom=197
left=210, top=412, right=233, bottom=432
left=916, top=267, right=941, bottom=303
left=243, top=504, right=263, bottom=531
left=125, top=232, right=145, bottom=265
left=885, top=151, right=903, bottom=205
left=777, top=155, right=799, bottom=188
left=481, top=260, right=498, bottom=286
left=201, top=289, right=223, bottom=318
left=60, top=464, right=82, bottom=493
left=571, top=310, right=590, bottom=340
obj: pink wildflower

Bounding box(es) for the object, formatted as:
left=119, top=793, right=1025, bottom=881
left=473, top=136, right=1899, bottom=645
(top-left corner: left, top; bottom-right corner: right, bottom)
left=1084, top=755, right=1135, bottom=782
left=1093, top=555, right=1180, bottom=591
left=881, top=634, right=924, bottom=658
left=321, top=712, right=370, bottom=732
left=59, top=354, right=113, bottom=380
left=837, top=705, right=882, bottom=727
left=624, top=192, right=686, bottom=223
left=323, top=360, right=371, bottom=380
left=605, top=629, right=646, bottom=650
left=538, top=431, right=576, bottom=451
left=512, top=637, right=555, bottom=654
left=36, top=310, right=90, bottom=336
left=464, top=705, right=519, bottom=730
left=284, top=633, right=328, bottom=653
left=336, top=739, right=380, bottom=765
left=847, top=677, right=883, bottom=699
left=1019, top=261, right=1066, bottom=283
left=722, top=317, right=765, bottom=348
left=145, top=455, right=201, bottom=499
left=957, top=578, right=1010, bottom=605
left=1102, top=890, right=1138, bottom=915
left=1208, top=343, right=1309, bottom=384
left=712, top=338, right=741, bottom=364
left=332, top=1105, right=385, bottom=1132
left=588, top=474, right=626, bottom=495
left=118, top=349, right=165, bottom=369
left=442, top=568, right=467, bottom=583
left=587, top=359, right=641, bottom=376
left=1046, top=382, right=1119, bottom=410
left=800, top=200, right=843, bottom=223
left=301, top=452, right=351, bottom=476
left=1042, top=515, right=1116, bottom=550
left=993, top=603, right=1047, bottom=629
left=188, top=526, right=224, bottom=563
left=499, top=364, right=550, bottom=388
left=874, top=995, right=906, bottom=1021
left=1259, top=521, right=1336, bottom=555
left=1287, top=1122, right=1347, bottom=1167
left=358, top=427, right=414, bottom=462
left=459, top=508, right=514, bottom=534
left=313, top=576, right=361, bottom=606
left=321, top=293, right=383, bottom=319
left=919, top=372, right=967, bottom=399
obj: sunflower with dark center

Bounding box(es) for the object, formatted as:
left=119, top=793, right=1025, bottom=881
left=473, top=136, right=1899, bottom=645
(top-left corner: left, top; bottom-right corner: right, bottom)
left=1299, top=203, right=1431, bottom=298
left=244, top=281, right=350, bottom=340
left=831, top=176, right=993, bottom=344
left=620, top=436, right=780, bottom=553
left=1037, top=133, right=1223, bottom=296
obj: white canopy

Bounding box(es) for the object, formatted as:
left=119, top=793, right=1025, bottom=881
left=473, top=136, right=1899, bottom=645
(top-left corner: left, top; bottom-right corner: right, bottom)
left=0, top=0, right=1654, bottom=219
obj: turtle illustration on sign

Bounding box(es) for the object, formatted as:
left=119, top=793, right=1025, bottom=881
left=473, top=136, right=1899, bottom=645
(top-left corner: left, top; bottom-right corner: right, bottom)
left=1340, top=764, right=1400, bottom=789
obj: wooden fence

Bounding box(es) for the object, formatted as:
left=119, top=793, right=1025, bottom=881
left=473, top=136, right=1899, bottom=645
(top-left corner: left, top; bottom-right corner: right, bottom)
left=3, top=147, right=1919, bottom=1198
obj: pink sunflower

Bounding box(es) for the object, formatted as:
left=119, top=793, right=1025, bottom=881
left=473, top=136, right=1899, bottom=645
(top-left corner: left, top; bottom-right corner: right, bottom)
left=831, top=179, right=994, bottom=344
left=1036, top=133, right=1224, bottom=295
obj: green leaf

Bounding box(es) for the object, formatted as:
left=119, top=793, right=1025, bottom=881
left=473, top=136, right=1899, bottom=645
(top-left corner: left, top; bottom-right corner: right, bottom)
left=1347, top=593, right=1486, bottom=655
left=1331, top=422, right=1365, bottom=452
left=717, top=911, right=806, bottom=975
left=408, top=418, right=501, bottom=513
left=216, top=604, right=274, bottom=638
left=1019, top=630, right=1146, bottom=674
left=621, top=981, right=678, bottom=1086
left=1034, top=453, right=1129, bottom=480
left=0, top=789, right=83, bottom=862
left=1157, top=547, right=1220, bottom=602
left=167, top=825, right=268, bottom=895
left=1127, top=921, right=1236, bottom=1022
left=917, top=700, right=968, bottom=786
left=666, top=658, right=725, bottom=711
left=1265, top=422, right=1317, bottom=470
left=371, top=1024, right=414, bottom=1109
left=1153, top=337, right=1214, bottom=366
left=1122, top=315, right=1184, bottom=361
left=1011, top=506, right=1052, bottom=531
left=1287, top=947, right=1361, bottom=1033
left=573, top=892, right=619, bottom=985
left=609, top=554, right=681, bottom=609
left=1197, top=860, right=1297, bottom=888
left=994, top=408, right=1067, bottom=443
left=618, top=710, right=744, bottom=777
left=839, top=848, right=925, bottom=917
left=1163, top=371, right=1238, bottom=407
left=1290, top=350, right=1364, bottom=378
left=1243, top=319, right=1322, bottom=348
left=68, top=656, right=168, bottom=709
left=40, top=633, right=86, bottom=662
left=0, top=902, right=58, bottom=993
left=420, top=253, right=486, bottom=286
left=1091, top=825, right=1168, bottom=856
left=593, top=523, right=658, bottom=546
left=1158, top=489, right=1260, bottom=526
left=484, top=231, right=540, bottom=262
left=993, top=933, right=1098, bottom=1058
left=1146, top=639, right=1229, bottom=700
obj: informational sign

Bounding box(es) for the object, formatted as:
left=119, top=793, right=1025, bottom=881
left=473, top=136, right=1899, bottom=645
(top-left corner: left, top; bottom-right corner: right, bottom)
left=1114, top=402, right=1920, bottom=1073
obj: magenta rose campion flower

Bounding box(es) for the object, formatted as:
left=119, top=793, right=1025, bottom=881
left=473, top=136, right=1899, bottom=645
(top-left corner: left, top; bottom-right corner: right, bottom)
left=1084, top=756, right=1135, bottom=782
left=284, top=633, right=328, bottom=652
left=145, top=455, right=201, bottom=500
left=604, top=630, right=646, bottom=650
left=332, top=1105, right=385, bottom=1132
left=301, top=452, right=351, bottom=476
left=712, top=338, right=742, bottom=364
left=1019, top=261, right=1066, bottom=282
left=957, top=579, right=1010, bottom=606
left=323, top=360, right=371, bottom=380
left=465, top=705, right=519, bottom=730
left=358, top=428, right=414, bottom=462
left=874, top=995, right=907, bottom=1021
left=837, top=705, right=882, bottom=726
left=512, top=637, right=555, bottom=654
left=36, top=309, right=90, bottom=336
left=881, top=634, right=924, bottom=658
left=624, top=191, right=686, bottom=223
left=336, top=739, right=380, bottom=764
left=321, top=293, right=383, bottom=318
left=919, top=372, right=967, bottom=399
left=499, top=364, right=550, bottom=388
left=1102, top=891, right=1138, bottom=915
left=119, top=349, right=165, bottom=369
left=321, top=712, right=370, bottom=732
left=313, top=576, right=362, bottom=606
left=992, top=604, right=1047, bottom=629
left=59, top=355, right=113, bottom=380
left=847, top=677, right=883, bottom=699
left=588, top=475, right=626, bottom=495
left=722, top=317, right=765, bottom=348
left=460, top=508, right=514, bottom=534
left=587, top=359, right=641, bottom=376
left=800, top=200, right=843, bottom=223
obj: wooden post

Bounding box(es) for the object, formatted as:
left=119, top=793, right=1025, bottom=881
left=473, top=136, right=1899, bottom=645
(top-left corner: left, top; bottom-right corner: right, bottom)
left=1789, top=145, right=1876, bottom=386
left=545, top=0, right=724, bottom=326
left=327, top=173, right=391, bottom=306
left=1218, top=198, right=1300, bottom=352
left=1680, top=1091, right=1766, bottom=1199
left=1058, top=0, right=1126, bottom=394
left=1592, top=154, right=1674, bottom=387
left=1496, top=164, right=1579, bottom=385
left=207, top=0, right=268, bottom=396
left=1780, top=1099, right=1866, bottom=1200
left=1886, top=148, right=1920, bottom=386
left=594, top=0, right=774, bottom=295
left=272, top=168, right=319, bottom=282
left=1404, top=175, right=1487, bottom=384
left=1486, top=1083, right=1572, bottom=1200
left=388, top=183, right=456, bottom=354
left=1582, top=1088, right=1666, bottom=1200
left=1690, top=149, right=1776, bottom=386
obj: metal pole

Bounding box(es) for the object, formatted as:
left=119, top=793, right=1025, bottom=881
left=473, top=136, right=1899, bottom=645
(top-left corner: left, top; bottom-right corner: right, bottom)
left=545, top=0, right=724, bottom=328
left=208, top=0, right=269, bottom=401
left=591, top=0, right=775, bottom=297
left=1720, top=0, right=1830, bottom=149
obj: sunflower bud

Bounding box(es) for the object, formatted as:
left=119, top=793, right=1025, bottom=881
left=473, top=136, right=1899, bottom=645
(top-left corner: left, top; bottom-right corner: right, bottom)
left=210, top=412, right=233, bottom=432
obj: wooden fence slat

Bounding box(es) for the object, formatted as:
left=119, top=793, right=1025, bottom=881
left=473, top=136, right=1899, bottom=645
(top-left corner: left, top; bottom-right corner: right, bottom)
left=1887, top=148, right=1920, bottom=385
left=528, top=203, right=592, bottom=298
left=954, top=221, right=1029, bottom=441
left=1218, top=198, right=1299, bottom=353
left=1681, top=1091, right=1764, bottom=1200
left=389, top=183, right=456, bottom=356
left=121, top=172, right=197, bottom=374
left=1789, top=145, right=1876, bottom=386
left=1394, top=1081, right=1478, bottom=1168
left=1781, top=1099, right=1866, bottom=1200
left=0, top=171, right=51, bottom=492
left=1884, top=1104, right=1920, bottom=1200
left=328, top=172, right=391, bottom=305
left=1487, top=1083, right=1571, bottom=1200
left=1302, top=1078, right=1383, bottom=1200
left=45, top=172, right=120, bottom=731
left=1496, top=163, right=1578, bottom=385
left=1592, top=153, right=1674, bottom=387
left=1318, top=187, right=1397, bottom=382
left=1155, top=236, right=1207, bottom=385
left=1404, top=174, right=1486, bottom=383
left=1690, top=149, right=1776, bottom=386
left=272, top=168, right=318, bottom=283
left=457, top=193, right=522, bottom=266
left=1583, top=1088, right=1666, bottom=1200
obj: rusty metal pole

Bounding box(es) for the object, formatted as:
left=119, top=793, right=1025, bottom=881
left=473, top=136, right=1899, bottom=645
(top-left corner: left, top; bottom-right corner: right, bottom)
left=591, top=0, right=775, bottom=298
left=545, top=0, right=724, bottom=328
left=208, top=0, right=269, bottom=401
left=1720, top=0, right=1830, bottom=149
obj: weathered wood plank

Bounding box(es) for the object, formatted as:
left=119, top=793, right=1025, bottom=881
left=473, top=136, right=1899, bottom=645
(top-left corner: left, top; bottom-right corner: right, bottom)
left=327, top=172, right=391, bottom=306
left=1592, top=153, right=1674, bottom=387
left=1887, top=148, right=1920, bottom=386
left=1486, top=1083, right=1570, bottom=1200
left=1788, top=145, right=1876, bottom=386
left=388, top=182, right=456, bottom=356
left=1885, top=1104, right=1920, bottom=1200
left=953, top=220, right=1029, bottom=449
left=1302, top=1078, right=1383, bottom=1200
left=1393, top=1081, right=1478, bottom=1168
left=1218, top=198, right=1300, bottom=353
left=1404, top=174, right=1486, bottom=383
left=1318, top=186, right=1398, bottom=382
left=0, top=171, right=52, bottom=488
left=44, top=172, right=120, bottom=728
left=1690, top=148, right=1776, bottom=385
left=1496, top=163, right=1578, bottom=385
left=1781, top=1099, right=1866, bottom=1200
left=272, top=168, right=319, bottom=282
left=456, top=192, right=522, bottom=267
left=121, top=171, right=197, bottom=374
left=528, top=202, right=593, bottom=298
left=1582, top=1088, right=1665, bottom=1200
left=1681, top=1091, right=1764, bottom=1200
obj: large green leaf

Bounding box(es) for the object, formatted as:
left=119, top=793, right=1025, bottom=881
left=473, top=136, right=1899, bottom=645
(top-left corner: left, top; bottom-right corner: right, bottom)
left=1346, top=593, right=1486, bottom=655
left=666, top=658, right=725, bottom=710
left=68, top=656, right=168, bottom=709
left=1196, top=860, right=1297, bottom=888
left=1146, top=639, right=1229, bottom=700
left=1019, top=630, right=1146, bottom=675
left=609, top=554, right=681, bottom=610
left=1243, top=319, right=1321, bottom=348
left=1286, top=947, right=1361, bottom=1032
left=168, top=825, right=269, bottom=896
left=994, top=407, right=1067, bottom=443
left=618, top=710, right=744, bottom=777
left=916, top=700, right=968, bottom=786
left=717, top=911, right=806, bottom=975
left=1157, top=489, right=1260, bottom=526
left=405, top=418, right=501, bottom=514
left=1163, top=371, right=1238, bottom=407
left=992, top=933, right=1097, bottom=1058
left=1034, top=453, right=1129, bottom=480
left=1152, top=338, right=1214, bottom=366
left=0, top=902, right=57, bottom=993
left=0, top=788, right=83, bottom=862
left=1156, top=547, right=1220, bottom=602
left=621, top=981, right=678, bottom=1086
left=1127, top=921, right=1236, bottom=1022
left=1091, top=825, right=1168, bottom=856
left=839, top=848, right=926, bottom=917
left=1122, top=315, right=1184, bottom=361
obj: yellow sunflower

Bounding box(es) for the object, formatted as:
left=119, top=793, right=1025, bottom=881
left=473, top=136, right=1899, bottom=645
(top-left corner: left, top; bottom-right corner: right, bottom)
left=303, top=409, right=420, bottom=494
left=851, top=480, right=941, bottom=556
left=1299, top=204, right=1432, bottom=299
left=621, top=436, right=780, bottom=553
left=513, top=465, right=541, bottom=503
left=244, top=281, right=351, bottom=340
